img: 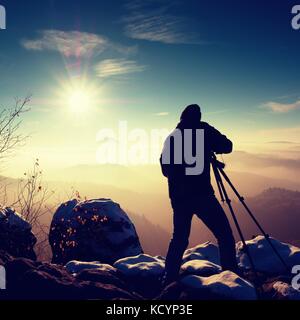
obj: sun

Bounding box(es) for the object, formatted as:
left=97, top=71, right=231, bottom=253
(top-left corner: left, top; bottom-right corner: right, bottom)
left=68, top=89, right=91, bottom=113
left=56, top=77, right=99, bottom=115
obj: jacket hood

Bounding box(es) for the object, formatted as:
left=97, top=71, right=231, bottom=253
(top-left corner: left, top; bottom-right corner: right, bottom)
left=177, top=104, right=202, bottom=129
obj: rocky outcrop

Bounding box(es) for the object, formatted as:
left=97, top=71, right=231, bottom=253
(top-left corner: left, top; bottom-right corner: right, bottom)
left=1, top=252, right=140, bottom=300
left=1, top=235, right=300, bottom=300
left=49, top=199, right=143, bottom=265
left=2, top=211, right=300, bottom=303
left=0, top=207, right=36, bottom=260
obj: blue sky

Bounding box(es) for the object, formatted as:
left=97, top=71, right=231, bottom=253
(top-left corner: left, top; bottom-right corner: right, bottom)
left=0, top=0, right=300, bottom=175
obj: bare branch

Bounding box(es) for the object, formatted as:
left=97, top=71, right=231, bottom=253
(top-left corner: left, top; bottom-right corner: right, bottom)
left=0, top=96, right=31, bottom=163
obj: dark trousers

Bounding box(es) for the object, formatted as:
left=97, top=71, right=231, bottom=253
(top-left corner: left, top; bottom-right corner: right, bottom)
left=165, top=195, right=238, bottom=280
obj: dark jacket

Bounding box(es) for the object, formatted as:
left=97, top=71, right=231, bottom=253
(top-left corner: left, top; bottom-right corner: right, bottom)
left=160, top=120, right=232, bottom=200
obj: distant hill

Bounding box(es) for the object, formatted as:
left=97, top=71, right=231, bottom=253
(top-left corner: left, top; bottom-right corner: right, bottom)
left=128, top=212, right=170, bottom=256
left=189, top=188, right=300, bottom=248
left=47, top=164, right=165, bottom=194
left=234, top=188, right=300, bottom=242
left=222, top=171, right=300, bottom=197
left=47, top=164, right=300, bottom=197
left=1, top=169, right=300, bottom=257
left=42, top=164, right=300, bottom=234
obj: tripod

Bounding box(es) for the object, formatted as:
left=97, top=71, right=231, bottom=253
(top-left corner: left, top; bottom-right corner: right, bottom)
left=211, top=154, right=290, bottom=276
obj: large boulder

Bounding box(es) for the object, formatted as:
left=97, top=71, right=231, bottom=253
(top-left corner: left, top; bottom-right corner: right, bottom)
left=0, top=207, right=36, bottom=260
left=49, top=199, right=143, bottom=265
left=236, top=235, right=300, bottom=274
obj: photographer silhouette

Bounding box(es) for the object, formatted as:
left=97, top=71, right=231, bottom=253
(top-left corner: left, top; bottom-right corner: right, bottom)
left=160, top=104, right=238, bottom=285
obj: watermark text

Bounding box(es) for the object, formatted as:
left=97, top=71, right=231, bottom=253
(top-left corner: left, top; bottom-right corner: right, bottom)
left=0, top=5, right=6, bottom=30
left=292, top=265, right=300, bottom=291
left=292, top=5, right=300, bottom=30
left=96, top=121, right=205, bottom=175
left=0, top=265, right=6, bottom=290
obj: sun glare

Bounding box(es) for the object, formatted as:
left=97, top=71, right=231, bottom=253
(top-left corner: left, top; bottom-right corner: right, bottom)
left=68, top=89, right=91, bottom=113
left=57, top=77, right=99, bottom=115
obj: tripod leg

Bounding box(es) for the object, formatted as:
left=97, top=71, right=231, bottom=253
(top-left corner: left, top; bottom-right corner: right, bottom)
left=212, top=164, right=258, bottom=275
left=212, top=163, right=225, bottom=203
left=218, top=167, right=290, bottom=273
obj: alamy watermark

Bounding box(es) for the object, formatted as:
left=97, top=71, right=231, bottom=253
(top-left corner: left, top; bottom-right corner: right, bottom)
left=96, top=121, right=205, bottom=175
left=160, top=128, right=204, bottom=176
left=292, top=5, right=300, bottom=30
left=292, top=265, right=300, bottom=291
left=0, top=265, right=6, bottom=290
left=0, top=5, right=6, bottom=30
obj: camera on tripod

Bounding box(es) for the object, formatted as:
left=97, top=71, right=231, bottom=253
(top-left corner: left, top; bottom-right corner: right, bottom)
left=211, top=153, right=226, bottom=169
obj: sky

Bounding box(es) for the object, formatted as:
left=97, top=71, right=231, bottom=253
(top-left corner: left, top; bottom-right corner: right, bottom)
left=0, top=0, right=300, bottom=179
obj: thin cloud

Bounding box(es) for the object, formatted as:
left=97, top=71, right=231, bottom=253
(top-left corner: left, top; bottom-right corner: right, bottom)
left=123, top=1, right=202, bottom=44
left=267, top=141, right=298, bottom=145
left=22, top=30, right=136, bottom=57
left=263, top=99, right=300, bottom=113
left=228, top=150, right=300, bottom=171
left=95, top=58, right=146, bottom=78
left=154, top=112, right=169, bottom=116
left=259, top=126, right=300, bottom=142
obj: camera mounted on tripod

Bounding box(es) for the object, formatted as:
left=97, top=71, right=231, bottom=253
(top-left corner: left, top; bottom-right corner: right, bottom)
left=211, top=153, right=226, bottom=169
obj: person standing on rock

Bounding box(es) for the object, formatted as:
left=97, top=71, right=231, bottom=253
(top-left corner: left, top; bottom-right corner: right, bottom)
left=160, top=104, right=238, bottom=285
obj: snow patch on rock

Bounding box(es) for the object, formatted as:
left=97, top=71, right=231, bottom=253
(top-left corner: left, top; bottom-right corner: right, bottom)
left=65, top=260, right=117, bottom=275
left=181, top=260, right=221, bottom=277
left=181, top=271, right=257, bottom=300
left=0, top=207, right=30, bottom=230
left=0, top=207, right=36, bottom=260
left=183, top=242, right=220, bottom=265
left=114, top=254, right=165, bottom=277
left=237, top=235, right=300, bottom=274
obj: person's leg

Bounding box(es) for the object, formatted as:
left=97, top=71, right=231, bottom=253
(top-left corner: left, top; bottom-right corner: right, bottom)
left=164, top=203, right=193, bottom=283
left=196, top=196, right=238, bottom=272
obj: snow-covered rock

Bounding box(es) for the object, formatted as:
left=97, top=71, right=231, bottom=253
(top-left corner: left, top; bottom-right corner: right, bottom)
left=236, top=235, right=300, bottom=274
left=49, top=198, right=143, bottom=265
left=181, top=260, right=221, bottom=277
left=0, top=207, right=36, bottom=260
left=181, top=271, right=257, bottom=300
left=0, top=207, right=29, bottom=229
left=114, top=254, right=165, bottom=277
left=65, top=260, right=117, bottom=275
left=183, top=242, right=220, bottom=265
left=114, top=254, right=165, bottom=298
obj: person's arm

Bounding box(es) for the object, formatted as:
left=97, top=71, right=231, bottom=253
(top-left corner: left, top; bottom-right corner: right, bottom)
left=206, top=124, right=233, bottom=154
